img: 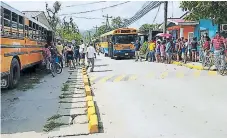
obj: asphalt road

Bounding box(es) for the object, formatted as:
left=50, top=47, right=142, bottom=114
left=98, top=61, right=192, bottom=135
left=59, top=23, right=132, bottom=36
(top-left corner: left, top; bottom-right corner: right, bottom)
left=82, top=54, right=227, bottom=138
left=1, top=54, right=227, bottom=138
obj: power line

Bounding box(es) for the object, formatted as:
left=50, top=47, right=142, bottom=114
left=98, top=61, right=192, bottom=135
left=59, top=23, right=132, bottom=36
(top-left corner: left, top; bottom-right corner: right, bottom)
left=59, top=1, right=130, bottom=16
left=66, top=16, right=104, bottom=20
left=124, top=1, right=163, bottom=27
left=65, top=1, right=106, bottom=7
left=125, top=1, right=158, bottom=26
left=152, top=4, right=161, bottom=24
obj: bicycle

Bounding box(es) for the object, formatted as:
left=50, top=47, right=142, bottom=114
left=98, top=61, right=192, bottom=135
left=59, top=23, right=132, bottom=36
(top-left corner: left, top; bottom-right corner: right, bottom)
left=204, top=48, right=226, bottom=75
left=49, top=56, right=62, bottom=77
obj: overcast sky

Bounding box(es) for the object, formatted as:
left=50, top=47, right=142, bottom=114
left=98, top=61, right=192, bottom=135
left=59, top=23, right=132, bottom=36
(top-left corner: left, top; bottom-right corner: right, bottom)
left=4, top=1, right=185, bottom=31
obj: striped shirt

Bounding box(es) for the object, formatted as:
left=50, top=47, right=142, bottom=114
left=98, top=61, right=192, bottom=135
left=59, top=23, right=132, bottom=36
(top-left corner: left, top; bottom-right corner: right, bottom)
left=212, top=36, right=225, bottom=50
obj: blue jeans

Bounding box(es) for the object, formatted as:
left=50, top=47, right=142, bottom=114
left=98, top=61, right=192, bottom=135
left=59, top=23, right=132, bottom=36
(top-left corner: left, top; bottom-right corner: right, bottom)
left=149, top=51, right=155, bottom=62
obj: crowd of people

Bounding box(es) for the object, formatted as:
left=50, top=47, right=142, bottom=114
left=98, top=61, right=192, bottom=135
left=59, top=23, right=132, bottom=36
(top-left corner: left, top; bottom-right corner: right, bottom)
left=42, top=40, right=97, bottom=72
left=134, top=32, right=227, bottom=67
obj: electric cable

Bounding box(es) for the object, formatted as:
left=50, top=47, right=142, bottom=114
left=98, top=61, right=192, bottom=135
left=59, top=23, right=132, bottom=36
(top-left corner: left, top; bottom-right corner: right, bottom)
left=65, top=1, right=106, bottom=7
left=59, top=1, right=130, bottom=16
left=124, top=1, right=163, bottom=26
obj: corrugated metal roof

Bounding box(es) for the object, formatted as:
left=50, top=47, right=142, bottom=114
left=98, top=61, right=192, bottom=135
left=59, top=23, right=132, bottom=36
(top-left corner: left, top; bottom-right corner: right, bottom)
left=22, top=11, right=42, bottom=18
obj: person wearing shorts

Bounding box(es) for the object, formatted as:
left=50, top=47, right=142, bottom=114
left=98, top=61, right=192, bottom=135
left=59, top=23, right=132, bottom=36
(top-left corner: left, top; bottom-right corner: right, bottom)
left=66, top=46, right=75, bottom=68
left=191, top=37, right=198, bottom=62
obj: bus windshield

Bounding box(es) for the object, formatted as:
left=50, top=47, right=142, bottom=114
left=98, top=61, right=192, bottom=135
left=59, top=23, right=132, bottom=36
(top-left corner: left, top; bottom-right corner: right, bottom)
left=113, top=34, right=137, bottom=44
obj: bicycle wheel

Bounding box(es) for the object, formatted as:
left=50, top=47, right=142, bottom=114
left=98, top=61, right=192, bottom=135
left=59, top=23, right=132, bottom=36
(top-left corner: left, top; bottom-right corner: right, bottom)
left=55, top=62, right=63, bottom=74
left=50, top=63, right=56, bottom=77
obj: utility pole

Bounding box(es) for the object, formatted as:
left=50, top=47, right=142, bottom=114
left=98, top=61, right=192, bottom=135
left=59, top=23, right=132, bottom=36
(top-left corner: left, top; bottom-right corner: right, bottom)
left=103, top=14, right=112, bottom=32
left=87, top=30, right=92, bottom=44
left=93, top=25, right=98, bottom=34
left=163, top=1, right=168, bottom=33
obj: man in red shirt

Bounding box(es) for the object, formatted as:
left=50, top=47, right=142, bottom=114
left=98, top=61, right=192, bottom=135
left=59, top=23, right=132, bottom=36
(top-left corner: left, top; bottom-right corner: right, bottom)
left=211, top=32, right=226, bottom=68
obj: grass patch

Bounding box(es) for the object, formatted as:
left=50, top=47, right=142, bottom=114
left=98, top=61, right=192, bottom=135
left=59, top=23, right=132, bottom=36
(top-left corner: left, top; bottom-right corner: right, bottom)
left=43, top=121, right=66, bottom=132
left=47, top=114, right=63, bottom=121
left=61, top=83, right=69, bottom=91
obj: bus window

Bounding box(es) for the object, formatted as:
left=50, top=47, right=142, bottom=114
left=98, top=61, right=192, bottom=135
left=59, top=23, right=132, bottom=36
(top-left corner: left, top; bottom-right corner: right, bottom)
left=12, top=12, right=18, bottom=38
left=28, top=21, right=33, bottom=39
left=3, top=8, right=11, bottom=37
left=32, top=22, right=36, bottom=40
left=18, top=15, right=24, bottom=38
left=35, top=24, right=39, bottom=41
left=25, top=25, right=28, bottom=37
left=0, top=7, right=3, bottom=36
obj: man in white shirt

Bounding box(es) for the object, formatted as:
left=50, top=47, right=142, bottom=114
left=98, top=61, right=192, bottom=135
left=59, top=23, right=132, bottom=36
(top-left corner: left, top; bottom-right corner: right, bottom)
left=79, top=40, right=86, bottom=65
left=86, top=43, right=96, bottom=72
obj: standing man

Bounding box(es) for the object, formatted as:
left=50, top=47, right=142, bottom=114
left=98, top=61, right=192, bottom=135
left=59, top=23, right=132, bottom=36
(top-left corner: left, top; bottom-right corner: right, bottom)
left=134, top=40, right=141, bottom=62
left=56, top=41, right=64, bottom=68
left=86, top=43, right=96, bottom=72
left=79, top=40, right=86, bottom=65
left=211, top=32, right=226, bottom=68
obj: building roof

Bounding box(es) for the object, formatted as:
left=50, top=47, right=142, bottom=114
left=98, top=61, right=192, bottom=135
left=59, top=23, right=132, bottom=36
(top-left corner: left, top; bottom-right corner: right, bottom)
left=167, top=18, right=198, bottom=25
left=22, top=11, right=43, bottom=17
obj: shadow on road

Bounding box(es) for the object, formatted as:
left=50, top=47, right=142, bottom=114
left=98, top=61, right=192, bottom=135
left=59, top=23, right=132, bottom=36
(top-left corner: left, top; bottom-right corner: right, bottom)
left=94, top=64, right=109, bottom=67
left=93, top=70, right=113, bottom=72
left=1, top=67, right=69, bottom=134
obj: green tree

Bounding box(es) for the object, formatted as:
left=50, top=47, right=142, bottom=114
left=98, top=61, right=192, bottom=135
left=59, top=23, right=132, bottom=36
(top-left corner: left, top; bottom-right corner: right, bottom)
left=180, top=1, right=227, bottom=30
left=93, top=25, right=106, bottom=37
left=111, top=16, right=125, bottom=29
left=56, top=17, right=82, bottom=42
left=46, top=1, right=61, bottom=32
left=139, top=24, right=160, bottom=33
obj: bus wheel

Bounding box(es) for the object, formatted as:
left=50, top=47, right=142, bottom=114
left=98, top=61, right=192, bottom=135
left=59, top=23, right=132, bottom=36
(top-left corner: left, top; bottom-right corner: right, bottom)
left=104, top=53, right=108, bottom=57
left=8, top=58, right=20, bottom=89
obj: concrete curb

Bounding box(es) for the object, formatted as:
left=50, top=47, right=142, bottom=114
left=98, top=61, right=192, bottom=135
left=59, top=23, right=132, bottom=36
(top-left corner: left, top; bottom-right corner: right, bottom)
left=172, top=61, right=217, bottom=74
left=81, top=67, right=99, bottom=134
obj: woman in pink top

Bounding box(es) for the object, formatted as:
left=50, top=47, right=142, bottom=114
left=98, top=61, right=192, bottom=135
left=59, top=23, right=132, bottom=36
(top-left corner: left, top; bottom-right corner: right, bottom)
left=160, top=40, right=166, bottom=63
left=43, top=44, right=51, bottom=69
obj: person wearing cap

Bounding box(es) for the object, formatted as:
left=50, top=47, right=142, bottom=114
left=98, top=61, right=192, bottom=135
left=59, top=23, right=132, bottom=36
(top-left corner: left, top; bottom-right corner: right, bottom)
left=134, top=39, right=142, bottom=62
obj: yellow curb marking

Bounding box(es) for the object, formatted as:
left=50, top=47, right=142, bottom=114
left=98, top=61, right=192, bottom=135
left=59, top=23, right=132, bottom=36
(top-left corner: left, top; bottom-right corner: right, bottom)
left=208, top=71, right=217, bottom=76
left=85, top=85, right=92, bottom=96
left=193, top=70, right=201, bottom=77
left=87, top=100, right=95, bottom=108
left=86, top=96, right=93, bottom=101
left=87, top=106, right=96, bottom=121
left=89, top=114, right=99, bottom=133
left=99, top=75, right=114, bottom=83
left=161, top=71, right=168, bottom=79
left=113, top=75, right=126, bottom=82
left=128, top=74, right=137, bottom=81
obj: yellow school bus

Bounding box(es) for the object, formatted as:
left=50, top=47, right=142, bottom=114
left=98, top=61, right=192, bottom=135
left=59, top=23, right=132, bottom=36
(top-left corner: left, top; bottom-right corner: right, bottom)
left=100, top=28, right=138, bottom=59
left=1, top=2, right=53, bottom=88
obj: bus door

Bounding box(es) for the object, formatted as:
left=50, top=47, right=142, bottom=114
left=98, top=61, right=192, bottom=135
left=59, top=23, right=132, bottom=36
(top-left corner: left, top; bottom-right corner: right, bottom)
left=107, top=35, right=113, bottom=58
